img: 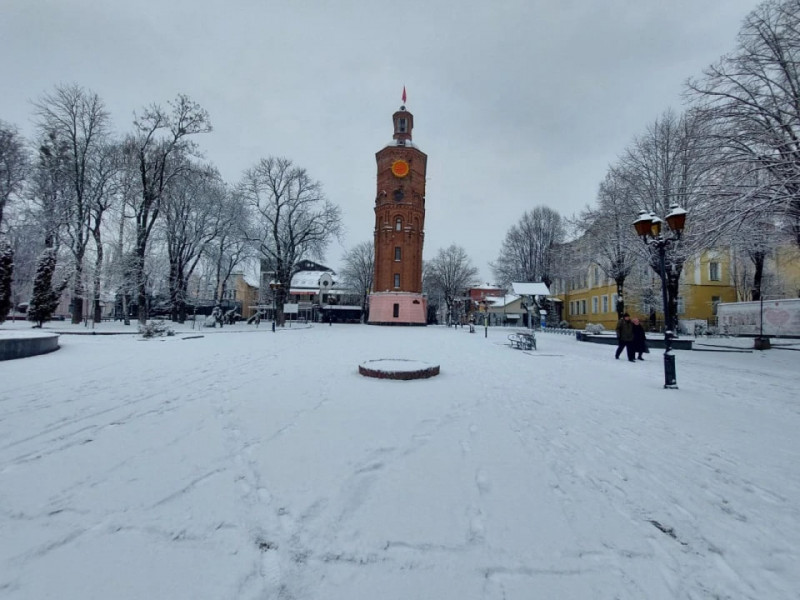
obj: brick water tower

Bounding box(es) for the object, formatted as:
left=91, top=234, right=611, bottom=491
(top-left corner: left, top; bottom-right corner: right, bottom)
left=367, top=92, right=427, bottom=325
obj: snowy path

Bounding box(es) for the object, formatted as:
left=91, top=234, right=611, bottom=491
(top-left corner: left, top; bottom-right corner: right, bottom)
left=1, top=324, right=798, bottom=599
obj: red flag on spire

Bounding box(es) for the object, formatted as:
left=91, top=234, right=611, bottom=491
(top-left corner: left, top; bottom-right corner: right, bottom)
left=402, top=86, right=407, bottom=104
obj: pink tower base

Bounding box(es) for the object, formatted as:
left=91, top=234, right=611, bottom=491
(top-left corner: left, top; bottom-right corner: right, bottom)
left=367, top=292, right=427, bottom=325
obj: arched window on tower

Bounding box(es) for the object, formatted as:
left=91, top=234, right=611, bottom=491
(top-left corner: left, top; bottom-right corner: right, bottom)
left=398, top=118, right=407, bottom=133
left=395, top=217, right=402, bottom=231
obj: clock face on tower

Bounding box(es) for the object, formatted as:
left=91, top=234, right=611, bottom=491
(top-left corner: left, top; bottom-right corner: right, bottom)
left=391, top=159, right=409, bottom=178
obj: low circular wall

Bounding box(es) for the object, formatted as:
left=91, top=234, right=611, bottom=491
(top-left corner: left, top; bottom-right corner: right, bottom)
left=0, top=332, right=60, bottom=361
left=359, top=359, right=440, bottom=380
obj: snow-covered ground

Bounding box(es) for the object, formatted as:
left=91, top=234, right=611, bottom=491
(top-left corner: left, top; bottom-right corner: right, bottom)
left=1, top=321, right=798, bottom=599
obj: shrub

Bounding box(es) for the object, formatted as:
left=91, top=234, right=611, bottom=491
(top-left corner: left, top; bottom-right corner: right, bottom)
left=585, top=322, right=605, bottom=334
left=559, top=320, right=570, bottom=329
left=139, top=320, right=175, bottom=338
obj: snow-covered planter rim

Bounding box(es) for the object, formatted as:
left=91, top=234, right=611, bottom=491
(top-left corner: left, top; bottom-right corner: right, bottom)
left=0, top=330, right=59, bottom=339
left=358, top=358, right=440, bottom=380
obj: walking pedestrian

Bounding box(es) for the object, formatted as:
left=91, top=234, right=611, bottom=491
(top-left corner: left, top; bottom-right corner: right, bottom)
left=632, top=317, right=649, bottom=360
left=615, top=313, right=636, bottom=362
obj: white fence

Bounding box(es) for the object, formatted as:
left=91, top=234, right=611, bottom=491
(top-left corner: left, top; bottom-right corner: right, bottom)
left=717, top=298, right=800, bottom=336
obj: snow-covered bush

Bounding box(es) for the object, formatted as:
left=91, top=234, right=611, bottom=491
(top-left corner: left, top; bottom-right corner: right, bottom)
left=139, top=320, right=175, bottom=338
left=559, top=320, right=570, bottom=329
left=585, top=322, right=605, bottom=334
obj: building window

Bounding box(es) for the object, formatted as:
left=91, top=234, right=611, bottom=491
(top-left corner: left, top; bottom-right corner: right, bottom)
left=393, top=303, right=400, bottom=317
left=395, top=217, right=402, bottom=231
left=394, top=246, right=401, bottom=261
left=581, top=299, right=587, bottom=314
left=398, top=118, right=407, bottom=133
left=611, top=294, right=618, bottom=313
left=593, top=266, right=600, bottom=287
left=602, top=295, right=609, bottom=313
left=677, top=296, right=685, bottom=315
left=394, top=274, right=400, bottom=288
left=711, top=295, right=720, bottom=316
left=709, top=261, right=720, bottom=281
left=592, top=296, right=598, bottom=313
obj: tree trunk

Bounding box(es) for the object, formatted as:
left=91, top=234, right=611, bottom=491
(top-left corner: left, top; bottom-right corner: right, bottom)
left=615, top=278, right=625, bottom=317
left=122, top=293, right=130, bottom=326
left=751, top=251, right=765, bottom=302
left=135, top=239, right=148, bottom=324
left=169, top=263, right=180, bottom=322
left=71, top=260, right=84, bottom=324
left=93, top=233, right=103, bottom=323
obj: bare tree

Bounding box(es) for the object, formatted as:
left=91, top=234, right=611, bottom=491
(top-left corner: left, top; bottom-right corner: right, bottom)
left=34, top=84, right=112, bottom=324
left=617, top=109, right=719, bottom=326
left=339, top=240, right=374, bottom=316
left=578, top=170, right=641, bottom=317
left=239, top=157, right=342, bottom=326
left=208, top=189, right=251, bottom=308
left=29, top=131, right=70, bottom=250
left=86, top=142, right=123, bottom=322
left=0, top=121, right=29, bottom=233
left=492, top=205, right=565, bottom=288
left=125, top=95, right=211, bottom=323
left=688, top=0, right=800, bottom=244
left=162, top=164, right=224, bottom=322
left=426, top=244, right=478, bottom=324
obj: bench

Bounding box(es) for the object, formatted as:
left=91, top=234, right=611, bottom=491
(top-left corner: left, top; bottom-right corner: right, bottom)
left=508, top=332, right=536, bottom=351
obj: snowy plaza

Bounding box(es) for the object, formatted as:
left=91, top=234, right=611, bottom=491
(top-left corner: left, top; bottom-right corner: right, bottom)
left=1, top=322, right=799, bottom=599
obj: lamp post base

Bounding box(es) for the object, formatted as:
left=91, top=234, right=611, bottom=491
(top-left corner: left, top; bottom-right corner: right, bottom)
left=663, top=352, right=678, bottom=389
left=754, top=337, right=771, bottom=350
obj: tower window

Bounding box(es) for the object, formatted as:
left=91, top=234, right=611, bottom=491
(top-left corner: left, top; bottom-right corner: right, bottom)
left=394, top=274, right=400, bottom=288
left=395, top=217, right=402, bottom=231
left=709, top=261, right=720, bottom=281
left=394, top=247, right=401, bottom=261
left=393, top=303, right=400, bottom=318
left=398, top=118, right=407, bottom=133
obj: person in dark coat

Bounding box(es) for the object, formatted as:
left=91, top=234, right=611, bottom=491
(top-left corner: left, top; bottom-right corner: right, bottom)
left=615, top=313, right=636, bottom=362
left=631, top=317, right=649, bottom=360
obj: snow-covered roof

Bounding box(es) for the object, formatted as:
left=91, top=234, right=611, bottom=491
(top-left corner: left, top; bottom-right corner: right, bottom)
left=511, top=282, right=550, bottom=296
left=486, top=294, right=521, bottom=309
left=290, top=270, right=336, bottom=289
left=471, top=283, right=503, bottom=291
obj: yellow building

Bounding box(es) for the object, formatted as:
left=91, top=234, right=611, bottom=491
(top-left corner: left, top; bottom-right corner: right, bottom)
left=550, top=264, right=621, bottom=331
left=681, top=249, right=738, bottom=324
left=221, top=273, right=260, bottom=319
left=770, top=244, right=800, bottom=298
left=552, top=248, right=742, bottom=332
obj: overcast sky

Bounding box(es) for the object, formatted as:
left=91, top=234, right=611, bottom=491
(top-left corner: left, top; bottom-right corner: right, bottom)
left=1, top=0, right=759, bottom=281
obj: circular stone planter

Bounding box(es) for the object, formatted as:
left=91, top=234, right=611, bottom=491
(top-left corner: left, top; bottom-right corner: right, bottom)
left=359, top=359, right=440, bottom=380
left=0, top=330, right=60, bottom=361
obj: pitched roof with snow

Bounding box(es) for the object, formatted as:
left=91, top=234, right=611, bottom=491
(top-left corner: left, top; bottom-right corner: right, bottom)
left=511, top=282, right=550, bottom=296
left=290, top=270, right=336, bottom=290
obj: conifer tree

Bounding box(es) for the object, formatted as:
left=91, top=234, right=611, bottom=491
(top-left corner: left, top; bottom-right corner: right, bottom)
left=27, top=248, right=63, bottom=327
left=0, top=238, right=13, bottom=324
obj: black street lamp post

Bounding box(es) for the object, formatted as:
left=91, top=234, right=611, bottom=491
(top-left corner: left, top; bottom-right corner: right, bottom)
left=633, top=204, right=687, bottom=389
left=269, top=280, right=280, bottom=332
